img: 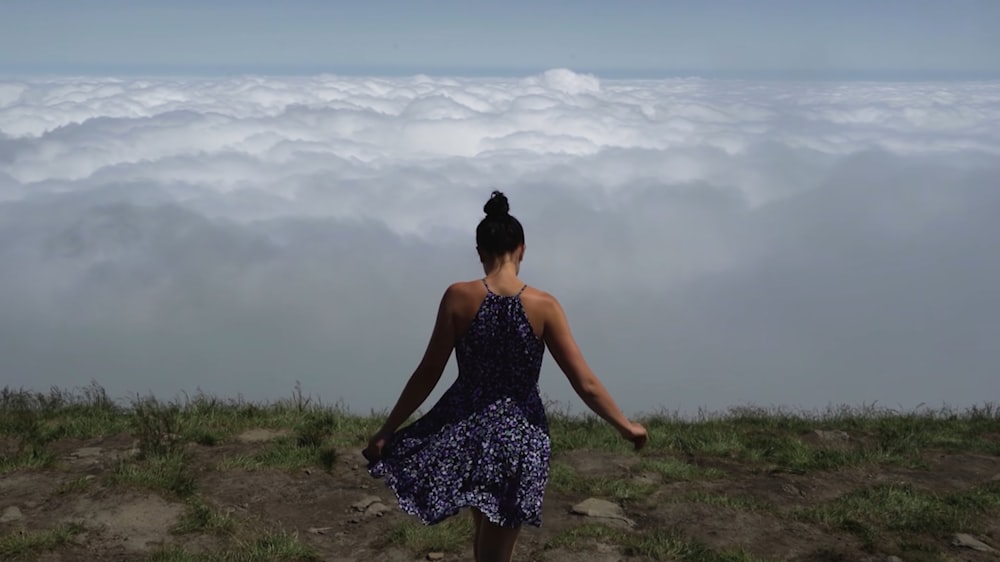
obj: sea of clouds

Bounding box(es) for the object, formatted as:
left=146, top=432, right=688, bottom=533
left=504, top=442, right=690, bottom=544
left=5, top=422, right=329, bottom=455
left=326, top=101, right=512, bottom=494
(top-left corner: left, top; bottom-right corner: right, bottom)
left=1, top=69, right=998, bottom=415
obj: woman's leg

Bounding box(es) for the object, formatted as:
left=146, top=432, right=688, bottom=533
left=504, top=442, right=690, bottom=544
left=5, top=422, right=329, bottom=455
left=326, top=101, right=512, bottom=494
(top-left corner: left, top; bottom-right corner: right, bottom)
left=472, top=509, right=521, bottom=562
left=470, top=509, right=483, bottom=562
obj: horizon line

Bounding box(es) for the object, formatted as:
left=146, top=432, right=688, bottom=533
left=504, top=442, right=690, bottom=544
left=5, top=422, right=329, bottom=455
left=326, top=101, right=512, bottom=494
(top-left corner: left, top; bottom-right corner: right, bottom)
left=2, top=63, right=999, bottom=83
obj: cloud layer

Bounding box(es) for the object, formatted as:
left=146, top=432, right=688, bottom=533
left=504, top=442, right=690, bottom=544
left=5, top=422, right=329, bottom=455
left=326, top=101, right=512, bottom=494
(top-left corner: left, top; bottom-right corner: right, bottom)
left=1, top=70, right=998, bottom=414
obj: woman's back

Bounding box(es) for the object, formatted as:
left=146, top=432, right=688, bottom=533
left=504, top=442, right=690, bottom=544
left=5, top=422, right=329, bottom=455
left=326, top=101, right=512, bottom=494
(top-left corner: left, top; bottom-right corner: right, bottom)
left=455, top=279, right=544, bottom=383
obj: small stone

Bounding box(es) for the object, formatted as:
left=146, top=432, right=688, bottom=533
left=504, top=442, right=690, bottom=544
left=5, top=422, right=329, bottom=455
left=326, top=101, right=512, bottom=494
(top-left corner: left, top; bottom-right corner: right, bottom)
left=303, top=468, right=313, bottom=475
left=348, top=516, right=361, bottom=524
left=0, top=506, right=23, bottom=523
left=952, top=533, right=996, bottom=552
left=570, top=498, right=634, bottom=527
left=427, top=553, right=444, bottom=561
left=308, top=527, right=332, bottom=535
left=351, top=495, right=382, bottom=511
left=990, top=473, right=1000, bottom=482
left=781, top=483, right=805, bottom=497
left=364, top=502, right=391, bottom=517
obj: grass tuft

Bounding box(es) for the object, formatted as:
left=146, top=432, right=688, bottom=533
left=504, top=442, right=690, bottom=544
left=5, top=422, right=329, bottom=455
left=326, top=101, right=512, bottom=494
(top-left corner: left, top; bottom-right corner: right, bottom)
left=385, top=516, right=474, bottom=553
left=548, top=461, right=658, bottom=502
left=146, top=529, right=318, bottom=561
left=0, top=523, right=85, bottom=560
left=174, top=497, right=237, bottom=535
left=547, top=524, right=776, bottom=561
left=798, top=481, right=1000, bottom=551
left=109, top=452, right=197, bottom=498
left=635, top=457, right=726, bottom=481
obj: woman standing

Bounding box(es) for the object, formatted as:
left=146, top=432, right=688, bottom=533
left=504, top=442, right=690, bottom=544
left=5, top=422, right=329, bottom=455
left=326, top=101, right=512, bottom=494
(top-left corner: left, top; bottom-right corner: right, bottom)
left=365, top=190, right=647, bottom=562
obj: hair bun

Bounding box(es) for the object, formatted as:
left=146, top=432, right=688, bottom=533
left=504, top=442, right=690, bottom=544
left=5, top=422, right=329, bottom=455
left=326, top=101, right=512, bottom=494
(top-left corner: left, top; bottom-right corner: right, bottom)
left=483, top=190, right=510, bottom=218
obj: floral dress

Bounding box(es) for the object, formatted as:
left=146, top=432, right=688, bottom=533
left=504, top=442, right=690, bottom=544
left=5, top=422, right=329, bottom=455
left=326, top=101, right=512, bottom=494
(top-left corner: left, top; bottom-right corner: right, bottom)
left=368, top=280, right=550, bottom=527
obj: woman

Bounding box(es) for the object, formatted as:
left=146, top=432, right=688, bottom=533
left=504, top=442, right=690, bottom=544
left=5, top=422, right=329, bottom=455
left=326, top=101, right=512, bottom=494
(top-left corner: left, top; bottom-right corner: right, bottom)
left=365, top=190, right=648, bottom=562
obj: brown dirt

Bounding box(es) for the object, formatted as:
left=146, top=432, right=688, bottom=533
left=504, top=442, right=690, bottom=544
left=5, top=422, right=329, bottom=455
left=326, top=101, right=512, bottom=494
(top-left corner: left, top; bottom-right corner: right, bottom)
left=2, top=431, right=999, bottom=562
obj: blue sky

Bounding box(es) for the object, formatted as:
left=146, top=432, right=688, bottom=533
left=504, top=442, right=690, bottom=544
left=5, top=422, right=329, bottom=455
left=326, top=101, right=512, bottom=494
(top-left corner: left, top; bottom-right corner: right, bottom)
left=2, top=0, right=998, bottom=79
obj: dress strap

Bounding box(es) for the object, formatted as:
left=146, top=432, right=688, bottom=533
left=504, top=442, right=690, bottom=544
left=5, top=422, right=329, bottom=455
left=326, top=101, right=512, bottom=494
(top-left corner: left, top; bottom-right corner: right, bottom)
left=482, top=279, right=527, bottom=297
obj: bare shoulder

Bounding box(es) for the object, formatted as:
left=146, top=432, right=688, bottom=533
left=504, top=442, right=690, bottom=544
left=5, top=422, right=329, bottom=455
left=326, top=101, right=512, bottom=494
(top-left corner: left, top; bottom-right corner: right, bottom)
left=521, top=286, right=559, bottom=305
left=446, top=279, right=487, bottom=295
left=520, top=286, right=563, bottom=319
left=441, top=279, right=487, bottom=308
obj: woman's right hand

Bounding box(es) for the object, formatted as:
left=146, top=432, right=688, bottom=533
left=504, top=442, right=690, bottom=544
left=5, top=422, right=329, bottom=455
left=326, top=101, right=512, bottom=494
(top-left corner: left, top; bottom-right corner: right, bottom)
left=619, top=421, right=648, bottom=451
left=363, top=429, right=392, bottom=464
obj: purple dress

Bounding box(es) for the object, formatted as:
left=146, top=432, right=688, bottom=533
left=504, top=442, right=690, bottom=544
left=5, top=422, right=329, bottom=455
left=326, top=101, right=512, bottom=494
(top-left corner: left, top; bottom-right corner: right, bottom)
left=368, top=280, right=550, bottom=528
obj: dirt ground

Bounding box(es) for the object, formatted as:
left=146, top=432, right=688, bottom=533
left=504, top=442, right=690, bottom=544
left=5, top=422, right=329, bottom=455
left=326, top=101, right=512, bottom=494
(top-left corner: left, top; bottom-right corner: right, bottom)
left=2, top=429, right=999, bottom=562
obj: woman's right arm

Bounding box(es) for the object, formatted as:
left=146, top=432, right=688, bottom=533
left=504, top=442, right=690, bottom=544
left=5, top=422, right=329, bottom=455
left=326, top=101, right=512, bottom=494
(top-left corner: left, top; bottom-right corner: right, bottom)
left=542, top=294, right=647, bottom=449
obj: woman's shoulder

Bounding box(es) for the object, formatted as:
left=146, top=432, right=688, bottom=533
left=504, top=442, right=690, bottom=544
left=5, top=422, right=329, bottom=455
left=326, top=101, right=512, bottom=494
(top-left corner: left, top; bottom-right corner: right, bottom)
left=444, top=279, right=486, bottom=295
left=520, top=285, right=562, bottom=316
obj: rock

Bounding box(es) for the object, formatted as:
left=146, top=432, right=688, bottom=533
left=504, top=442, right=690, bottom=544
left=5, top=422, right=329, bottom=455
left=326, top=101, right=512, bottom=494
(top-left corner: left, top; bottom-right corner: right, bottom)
left=351, top=495, right=382, bottom=511
left=952, top=533, right=996, bottom=552
left=570, top=498, right=634, bottom=527
left=303, top=468, right=313, bottom=475
left=781, top=483, right=806, bottom=497
left=990, top=473, right=1000, bottom=481
left=364, top=502, right=391, bottom=517
left=813, top=429, right=850, bottom=442
left=0, top=506, right=23, bottom=523
left=427, top=553, right=444, bottom=561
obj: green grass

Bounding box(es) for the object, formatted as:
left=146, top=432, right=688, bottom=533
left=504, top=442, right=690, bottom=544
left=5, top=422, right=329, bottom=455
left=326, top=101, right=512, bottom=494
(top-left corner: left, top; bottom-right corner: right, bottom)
left=548, top=461, right=658, bottom=502
left=3, top=385, right=1000, bottom=561
left=108, top=451, right=197, bottom=498
left=216, top=437, right=336, bottom=472
left=145, top=529, right=318, bottom=561
left=0, top=523, right=85, bottom=560
left=546, top=524, right=777, bottom=562
left=56, top=475, right=96, bottom=495
left=173, top=497, right=237, bottom=535
left=0, top=448, right=56, bottom=475
left=635, top=457, right=726, bottom=481
left=680, top=492, right=773, bottom=512
left=798, top=481, right=1000, bottom=552
left=384, top=516, right=475, bottom=553
left=0, top=383, right=380, bottom=465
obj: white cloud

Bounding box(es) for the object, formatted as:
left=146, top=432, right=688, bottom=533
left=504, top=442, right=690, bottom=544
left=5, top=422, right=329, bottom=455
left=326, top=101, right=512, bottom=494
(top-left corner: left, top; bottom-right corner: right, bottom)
left=1, top=69, right=998, bottom=415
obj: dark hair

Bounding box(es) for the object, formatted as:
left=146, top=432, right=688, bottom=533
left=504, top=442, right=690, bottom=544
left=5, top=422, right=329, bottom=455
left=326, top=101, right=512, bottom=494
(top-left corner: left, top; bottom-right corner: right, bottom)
left=476, top=190, right=525, bottom=256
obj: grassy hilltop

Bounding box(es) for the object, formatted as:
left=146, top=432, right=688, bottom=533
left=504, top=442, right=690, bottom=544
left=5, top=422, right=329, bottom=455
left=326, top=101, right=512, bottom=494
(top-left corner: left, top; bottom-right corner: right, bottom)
left=1, top=383, right=999, bottom=561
